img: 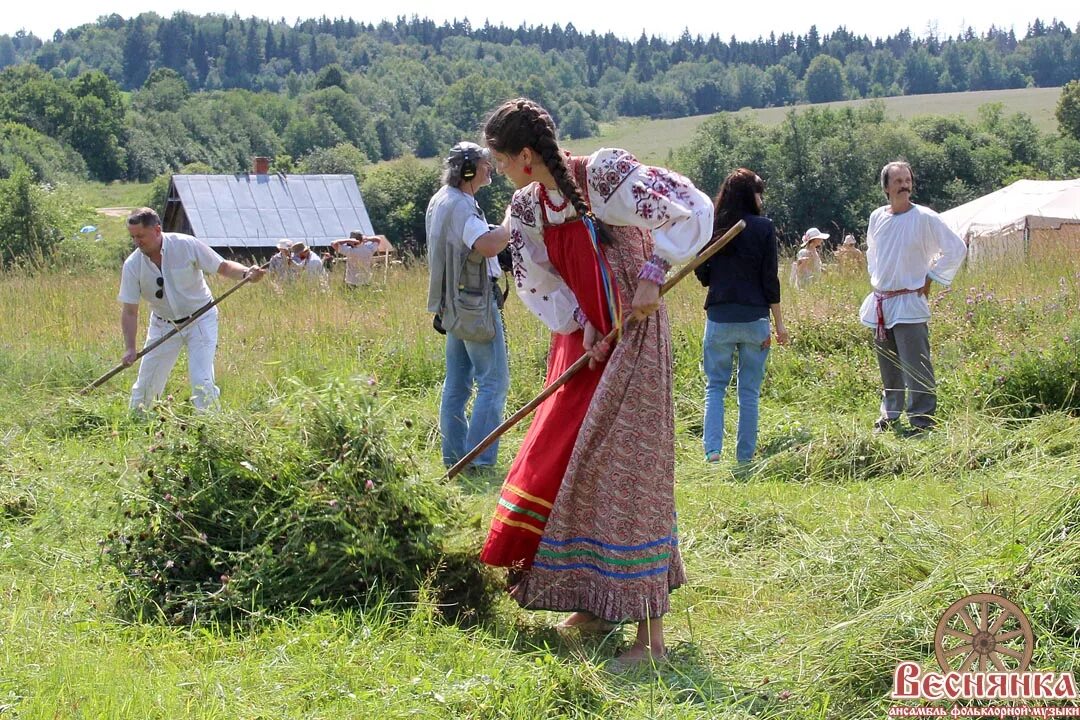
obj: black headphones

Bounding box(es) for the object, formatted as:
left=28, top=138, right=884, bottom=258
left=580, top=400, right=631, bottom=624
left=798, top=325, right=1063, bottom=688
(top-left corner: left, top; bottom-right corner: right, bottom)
left=450, top=143, right=482, bottom=181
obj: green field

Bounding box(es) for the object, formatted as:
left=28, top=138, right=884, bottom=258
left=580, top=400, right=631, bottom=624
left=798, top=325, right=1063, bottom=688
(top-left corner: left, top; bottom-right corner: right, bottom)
left=2, top=242, right=1079, bottom=717
left=564, top=87, right=1065, bottom=164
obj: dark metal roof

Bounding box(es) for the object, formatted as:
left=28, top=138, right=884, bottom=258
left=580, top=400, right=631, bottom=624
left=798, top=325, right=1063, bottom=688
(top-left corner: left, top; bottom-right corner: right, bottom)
left=164, top=173, right=375, bottom=249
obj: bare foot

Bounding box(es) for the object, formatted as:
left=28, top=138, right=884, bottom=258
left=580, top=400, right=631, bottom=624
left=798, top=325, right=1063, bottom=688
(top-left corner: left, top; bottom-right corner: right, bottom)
left=612, top=641, right=667, bottom=668
left=555, top=612, right=618, bottom=635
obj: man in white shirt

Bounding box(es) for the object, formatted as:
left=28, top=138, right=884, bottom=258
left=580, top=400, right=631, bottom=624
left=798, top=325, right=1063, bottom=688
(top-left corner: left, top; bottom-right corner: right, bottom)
left=118, top=207, right=266, bottom=413
left=332, top=232, right=379, bottom=287
left=425, top=141, right=510, bottom=469
left=858, top=161, right=967, bottom=433
left=291, top=243, right=325, bottom=281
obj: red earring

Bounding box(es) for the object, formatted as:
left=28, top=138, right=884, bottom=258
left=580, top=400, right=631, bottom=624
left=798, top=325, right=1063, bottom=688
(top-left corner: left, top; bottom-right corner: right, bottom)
left=523, top=165, right=532, bottom=175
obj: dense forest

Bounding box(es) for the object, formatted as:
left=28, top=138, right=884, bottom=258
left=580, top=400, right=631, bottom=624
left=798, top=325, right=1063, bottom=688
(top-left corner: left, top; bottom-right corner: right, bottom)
left=1, top=13, right=1080, bottom=262
left=1, top=12, right=1079, bottom=183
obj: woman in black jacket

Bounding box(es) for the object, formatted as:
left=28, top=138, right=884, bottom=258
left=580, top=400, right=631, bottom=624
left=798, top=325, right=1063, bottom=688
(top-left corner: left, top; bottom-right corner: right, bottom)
left=695, top=169, right=789, bottom=464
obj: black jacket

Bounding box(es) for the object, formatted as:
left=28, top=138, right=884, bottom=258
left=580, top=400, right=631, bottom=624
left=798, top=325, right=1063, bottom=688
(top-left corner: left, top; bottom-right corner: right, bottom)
left=695, top=213, right=781, bottom=310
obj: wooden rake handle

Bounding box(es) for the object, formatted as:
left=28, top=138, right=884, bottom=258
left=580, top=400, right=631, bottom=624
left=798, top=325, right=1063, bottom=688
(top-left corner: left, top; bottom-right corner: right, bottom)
left=79, top=258, right=274, bottom=395
left=444, top=219, right=746, bottom=479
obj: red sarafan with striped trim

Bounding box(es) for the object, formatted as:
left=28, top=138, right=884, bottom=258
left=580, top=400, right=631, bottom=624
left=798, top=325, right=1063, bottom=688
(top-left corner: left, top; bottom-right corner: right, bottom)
left=478, top=217, right=609, bottom=567
left=480, top=155, right=684, bottom=623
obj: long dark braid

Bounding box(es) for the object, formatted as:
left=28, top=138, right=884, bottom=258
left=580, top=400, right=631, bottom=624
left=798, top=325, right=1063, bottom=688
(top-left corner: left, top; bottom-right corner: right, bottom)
left=484, top=98, right=612, bottom=243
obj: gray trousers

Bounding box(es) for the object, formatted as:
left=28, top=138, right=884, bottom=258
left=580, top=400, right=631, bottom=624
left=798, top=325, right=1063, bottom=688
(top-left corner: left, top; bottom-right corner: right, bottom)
left=873, top=322, right=936, bottom=427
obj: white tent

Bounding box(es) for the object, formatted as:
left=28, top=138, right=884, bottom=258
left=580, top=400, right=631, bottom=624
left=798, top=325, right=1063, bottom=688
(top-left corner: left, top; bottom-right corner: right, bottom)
left=941, top=178, right=1080, bottom=264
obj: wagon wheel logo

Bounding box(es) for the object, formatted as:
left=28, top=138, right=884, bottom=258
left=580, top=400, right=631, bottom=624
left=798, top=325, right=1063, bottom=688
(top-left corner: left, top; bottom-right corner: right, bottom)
left=934, top=593, right=1034, bottom=673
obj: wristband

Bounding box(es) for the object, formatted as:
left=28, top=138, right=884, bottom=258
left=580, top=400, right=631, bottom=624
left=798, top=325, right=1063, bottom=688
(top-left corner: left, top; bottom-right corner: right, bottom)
left=637, top=254, right=670, bottom=285
left=573, top=306, right=589, bottom=330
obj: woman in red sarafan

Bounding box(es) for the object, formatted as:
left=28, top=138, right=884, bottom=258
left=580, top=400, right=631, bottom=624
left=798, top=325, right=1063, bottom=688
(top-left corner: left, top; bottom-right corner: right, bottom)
left=479, top=98, right=713, bottom=665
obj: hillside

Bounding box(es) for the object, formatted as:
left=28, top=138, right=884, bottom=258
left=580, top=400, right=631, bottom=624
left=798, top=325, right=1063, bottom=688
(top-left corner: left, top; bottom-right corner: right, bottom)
left=1, top=13, right=1077, bottom=188
left=564, top=86, right=1065, bottom=164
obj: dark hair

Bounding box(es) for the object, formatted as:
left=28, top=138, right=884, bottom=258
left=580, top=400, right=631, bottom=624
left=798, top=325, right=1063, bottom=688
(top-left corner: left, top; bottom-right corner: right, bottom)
left=127, top=207, right=161, bottom=228
left=713, top=168, right=764, bottom=240
left=483, top=97, right=612, bottom=243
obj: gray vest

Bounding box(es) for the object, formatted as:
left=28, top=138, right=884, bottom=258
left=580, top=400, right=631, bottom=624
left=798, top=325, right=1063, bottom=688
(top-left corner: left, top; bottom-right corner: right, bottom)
left=425, top=186, right=497, bottom=342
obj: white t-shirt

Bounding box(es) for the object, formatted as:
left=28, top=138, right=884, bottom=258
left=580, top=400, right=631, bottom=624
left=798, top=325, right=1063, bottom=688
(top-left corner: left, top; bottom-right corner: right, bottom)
left=118, top=233, right=224, bottom=320
left=460, top=212, right=502, bottom=278
left=338, top=241, right=378, bottom=286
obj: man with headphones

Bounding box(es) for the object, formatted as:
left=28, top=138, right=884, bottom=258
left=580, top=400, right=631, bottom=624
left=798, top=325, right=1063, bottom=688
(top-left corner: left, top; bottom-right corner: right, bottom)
left=425, top=141, right=511, bottom=471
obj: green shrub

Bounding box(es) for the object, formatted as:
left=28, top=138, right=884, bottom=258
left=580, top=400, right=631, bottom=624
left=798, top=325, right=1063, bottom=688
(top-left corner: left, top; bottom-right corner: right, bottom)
left=983, top=326, right=1080, bottom=417
left=105, top=383, right=496, bottom=625
left=0, top=163, right=69, bottom=268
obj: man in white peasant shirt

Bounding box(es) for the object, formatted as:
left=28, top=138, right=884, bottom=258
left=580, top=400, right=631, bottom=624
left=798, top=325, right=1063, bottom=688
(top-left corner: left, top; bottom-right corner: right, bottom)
left=858, top=161, right=967, bottom=434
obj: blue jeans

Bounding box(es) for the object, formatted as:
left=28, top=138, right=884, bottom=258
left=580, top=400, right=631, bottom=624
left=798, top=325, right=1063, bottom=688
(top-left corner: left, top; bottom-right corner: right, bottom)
left=440, top=309, right=510, bottom=467
left=702, top=318, right=771, bottom=463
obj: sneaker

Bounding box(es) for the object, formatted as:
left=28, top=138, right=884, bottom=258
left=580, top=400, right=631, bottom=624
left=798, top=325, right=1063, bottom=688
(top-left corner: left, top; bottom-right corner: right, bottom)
left=705, top=451, right=721, bottom=463
left=902, top=423, right=935, bottom=438
left=872, top=418, right=896, bottom=434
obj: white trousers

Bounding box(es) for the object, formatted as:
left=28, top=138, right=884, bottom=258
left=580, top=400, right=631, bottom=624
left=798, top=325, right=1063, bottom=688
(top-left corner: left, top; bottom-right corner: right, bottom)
left=130, top=309, right=219, bottom=412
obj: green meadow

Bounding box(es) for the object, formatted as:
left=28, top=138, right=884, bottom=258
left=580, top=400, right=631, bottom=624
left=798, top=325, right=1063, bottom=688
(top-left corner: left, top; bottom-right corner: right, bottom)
left=565, top=87, right=1065, bottom=164
left=1, top=239, right=1079, bottom=717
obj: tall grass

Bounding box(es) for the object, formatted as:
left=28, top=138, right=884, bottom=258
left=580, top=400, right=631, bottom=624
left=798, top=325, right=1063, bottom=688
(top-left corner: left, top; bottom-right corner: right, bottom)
left=1, top=251, right=1079, bottom=718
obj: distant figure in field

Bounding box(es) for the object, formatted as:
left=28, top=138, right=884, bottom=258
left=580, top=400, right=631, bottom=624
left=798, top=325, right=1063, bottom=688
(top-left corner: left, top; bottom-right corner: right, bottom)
left=801, top=227, right=827, bottom=272
left=790, top=248, right=816, bottom=289
left=268, top=239, right=294, bottom=281
left=118, top=207, right=265, bottom=413
left=291, top=243, right=325, bottom=282
left=332, top=231, right=379, bottom=288
left=836, top=233, right=865, bottom=273
left=695, top=168, right=789, bottom=465
left=790, top=227, right=827, bottom=288
left=859, top=160, right=967, bottom=435
left=320, top=250, right=335, bottom=273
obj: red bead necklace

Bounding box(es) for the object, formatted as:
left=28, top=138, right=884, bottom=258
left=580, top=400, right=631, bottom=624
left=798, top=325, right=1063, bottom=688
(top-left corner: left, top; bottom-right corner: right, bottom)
left=538, top=184, right=569, bottom=213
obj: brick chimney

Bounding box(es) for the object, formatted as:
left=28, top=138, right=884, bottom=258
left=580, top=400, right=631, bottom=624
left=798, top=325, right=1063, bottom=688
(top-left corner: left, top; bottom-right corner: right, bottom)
left=253, top=156, right=270, bottom=175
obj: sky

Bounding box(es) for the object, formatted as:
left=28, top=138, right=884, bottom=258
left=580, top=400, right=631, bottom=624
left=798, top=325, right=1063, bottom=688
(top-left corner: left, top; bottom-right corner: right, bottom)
left=4, top=0, right=1078, bottom=42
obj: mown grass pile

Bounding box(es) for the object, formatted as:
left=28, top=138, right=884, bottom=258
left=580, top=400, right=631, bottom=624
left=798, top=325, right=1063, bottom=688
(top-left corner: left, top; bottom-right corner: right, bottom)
left=104, top=383, right=497, bottom=626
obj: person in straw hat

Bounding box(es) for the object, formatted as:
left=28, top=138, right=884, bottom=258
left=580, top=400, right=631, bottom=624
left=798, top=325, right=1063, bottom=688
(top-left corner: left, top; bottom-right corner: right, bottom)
left=836, top=233, right=865, bottom=273
left=801, top=227, right=828, bottom=270
left=268, top=239, right=294, bottom=281
left=290, top=242, right=325, bottom=280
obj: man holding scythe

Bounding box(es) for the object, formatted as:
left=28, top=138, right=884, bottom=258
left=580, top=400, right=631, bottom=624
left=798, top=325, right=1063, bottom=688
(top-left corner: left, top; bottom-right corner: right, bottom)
left=118, top=207, right=266, bottom=412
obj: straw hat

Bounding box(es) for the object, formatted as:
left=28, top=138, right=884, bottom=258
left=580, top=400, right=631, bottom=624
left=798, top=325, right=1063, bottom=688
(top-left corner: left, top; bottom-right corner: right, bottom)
left=800, top=227, right=830, bottom=247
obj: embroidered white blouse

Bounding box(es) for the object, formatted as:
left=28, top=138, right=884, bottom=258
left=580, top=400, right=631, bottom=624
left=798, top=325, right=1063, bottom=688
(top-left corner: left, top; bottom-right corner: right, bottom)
left=507, top=148, right=713, bottom=334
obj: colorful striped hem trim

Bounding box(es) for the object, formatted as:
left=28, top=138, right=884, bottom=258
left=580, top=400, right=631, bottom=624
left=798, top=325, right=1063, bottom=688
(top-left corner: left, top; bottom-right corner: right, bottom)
left=539, top=535, right=676, bottom=552
left=536, top=548, right=671, bottom=567
left=531, top=560, right=670, bottom=580
left=503, top=484, right=553, bottom=509
left=497, top=497, right=547, bottom=524
left=492, top=512, right=544, bottom=535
